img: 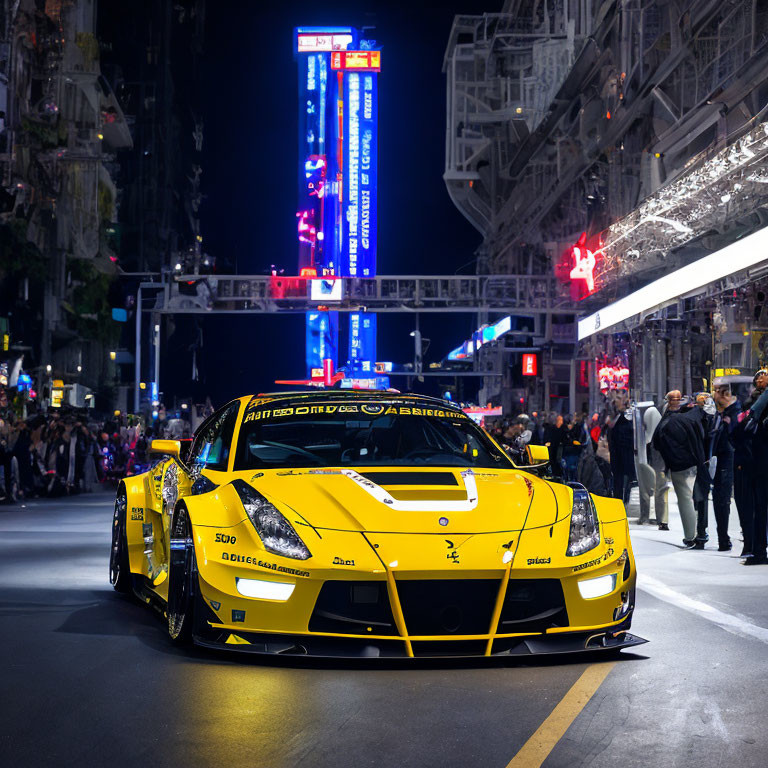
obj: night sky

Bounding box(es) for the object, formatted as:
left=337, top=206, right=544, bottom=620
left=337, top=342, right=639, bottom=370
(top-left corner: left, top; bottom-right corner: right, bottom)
left=168, top=0, right=490, bottom=406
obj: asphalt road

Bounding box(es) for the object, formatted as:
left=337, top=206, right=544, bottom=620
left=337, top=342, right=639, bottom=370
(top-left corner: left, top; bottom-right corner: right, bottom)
left=2, top=490, right=768, bottom=768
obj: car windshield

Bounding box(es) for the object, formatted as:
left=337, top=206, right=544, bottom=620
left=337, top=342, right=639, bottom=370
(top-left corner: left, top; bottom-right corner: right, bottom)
left=234, top=401, right=511, bottom=470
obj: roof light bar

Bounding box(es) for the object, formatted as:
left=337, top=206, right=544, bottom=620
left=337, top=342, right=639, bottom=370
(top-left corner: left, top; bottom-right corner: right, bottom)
left=578, top=226, right=768, bottom=340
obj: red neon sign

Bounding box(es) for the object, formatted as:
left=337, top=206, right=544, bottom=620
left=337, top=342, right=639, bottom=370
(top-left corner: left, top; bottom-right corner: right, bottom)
left=569, top=231, right=596, bottom=293
left=556, top=232, right=600, bottom=300
left=522, top=354, right=538, bottom=376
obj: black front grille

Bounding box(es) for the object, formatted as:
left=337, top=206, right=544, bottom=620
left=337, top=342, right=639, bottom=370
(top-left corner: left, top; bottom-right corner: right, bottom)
left=309, top=581, right=398, bottom=636
left=396, top=579, right=499, bottom=636
left=411, top=640, right=488, bottom=657
left=497, top=579, right=568, bottom=633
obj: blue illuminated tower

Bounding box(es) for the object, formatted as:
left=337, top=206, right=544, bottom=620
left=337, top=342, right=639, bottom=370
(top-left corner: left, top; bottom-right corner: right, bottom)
left=294, top=28, right=380, bottom=383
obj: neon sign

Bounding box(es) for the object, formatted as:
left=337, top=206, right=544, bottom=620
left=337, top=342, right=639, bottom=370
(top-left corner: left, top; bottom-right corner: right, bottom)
left=522, top=354, right=538, bottom=376
left=569, top=231, right=596, bottom=294
left=598, top=364, right=630, bottom=390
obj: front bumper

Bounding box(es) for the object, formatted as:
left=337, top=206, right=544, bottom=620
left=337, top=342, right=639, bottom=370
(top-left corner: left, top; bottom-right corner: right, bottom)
left=192, top=569, right=644, bottom=658
left=191, top=515, right=644, bottom=658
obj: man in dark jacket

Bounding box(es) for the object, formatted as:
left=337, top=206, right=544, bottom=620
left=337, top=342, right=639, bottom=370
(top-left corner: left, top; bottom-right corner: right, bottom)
left=543, top=414, right=567, bottom=477
left=608, top=400, right=635, bottom=504
left=692, top=393, right=730, bottom=549
left=654, top=391, right=707, bottom=546
left=707, top=383, right=741, bottom=551
left=733, top=371, right=768, bottom=564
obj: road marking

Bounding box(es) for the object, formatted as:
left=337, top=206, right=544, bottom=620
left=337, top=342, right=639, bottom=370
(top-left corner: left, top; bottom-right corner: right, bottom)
left=639, top=573, right=768, bottom=644
left=505, top=662, right=616, bottom=768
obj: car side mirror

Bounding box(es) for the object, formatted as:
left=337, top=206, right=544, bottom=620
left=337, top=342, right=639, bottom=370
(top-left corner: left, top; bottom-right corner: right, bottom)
left=525, top=444, right=549, bottom=466
left=148, top=439, right=181, bottom=460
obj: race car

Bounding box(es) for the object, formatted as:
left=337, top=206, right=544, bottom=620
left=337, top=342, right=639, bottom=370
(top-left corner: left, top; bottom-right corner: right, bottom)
left=110, top=390, right=645, bottom=658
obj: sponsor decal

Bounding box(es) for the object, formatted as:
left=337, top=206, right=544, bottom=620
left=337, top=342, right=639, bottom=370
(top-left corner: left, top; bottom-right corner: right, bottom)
left=215, top=533, right=237, bottom=544
left=527, top=557, right=551, bottom=565
left=232, top=610, right=245, bottom=623
left=130, top=507, right=144, bottom=521
left=209, top=600, right=221, bottom=611
left=333, top=556, right=355, bottom=566
left=439, top=517, right=449, bottom=526
left=242, top=403, right=467, bottom=424
left=573, top=556, right=603, bottom=572
left=446, top=539, right=460, bottom=564
left=221, top=553, right=310, bottom=578
left=605, top=537, right=615, bottom=545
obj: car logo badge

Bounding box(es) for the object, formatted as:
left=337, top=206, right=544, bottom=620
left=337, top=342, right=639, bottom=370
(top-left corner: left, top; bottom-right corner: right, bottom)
left=439, top=517, right=449, bottom=526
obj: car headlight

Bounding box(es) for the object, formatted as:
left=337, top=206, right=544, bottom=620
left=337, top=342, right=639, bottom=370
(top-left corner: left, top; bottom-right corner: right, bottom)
left=232, top=479, right=311, bottom=560
left=566, top=484, right=600, bottom=556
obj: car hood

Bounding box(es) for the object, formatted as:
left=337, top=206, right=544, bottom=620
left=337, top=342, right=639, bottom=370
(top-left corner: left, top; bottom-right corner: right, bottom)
left=230, top=466, right=563, bottom=534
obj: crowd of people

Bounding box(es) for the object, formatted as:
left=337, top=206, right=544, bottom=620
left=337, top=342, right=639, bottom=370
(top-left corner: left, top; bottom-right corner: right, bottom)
left=0, top=409, right=195, bottom=502
left=488, top=368, right=768, bottom=563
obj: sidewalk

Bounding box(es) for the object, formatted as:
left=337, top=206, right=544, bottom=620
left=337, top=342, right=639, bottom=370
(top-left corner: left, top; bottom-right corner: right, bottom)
left=624, top=485, right=768, bottom=632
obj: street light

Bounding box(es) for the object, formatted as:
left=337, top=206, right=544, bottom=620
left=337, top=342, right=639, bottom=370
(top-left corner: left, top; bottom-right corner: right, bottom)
left=46, top=364, right=52, bottom=373
left=109, top=351, right=116, bottom=361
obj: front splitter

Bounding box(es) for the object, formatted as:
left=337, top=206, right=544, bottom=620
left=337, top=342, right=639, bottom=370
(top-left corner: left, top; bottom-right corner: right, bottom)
left=192, top=626, right=647, bottom=659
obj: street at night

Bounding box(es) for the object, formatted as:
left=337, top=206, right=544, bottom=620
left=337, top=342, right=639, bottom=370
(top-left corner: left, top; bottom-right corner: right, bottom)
left=4, top=1, right=768, bottom=766
left=3, top=492, right=768, bottom=768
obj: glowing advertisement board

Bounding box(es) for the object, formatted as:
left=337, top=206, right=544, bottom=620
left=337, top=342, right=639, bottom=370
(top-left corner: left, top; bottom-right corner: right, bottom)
left=306, top=312, right=339, bottom=372
left=348, top=313, right=377, bottom=373
left=296, top=27, right=381, bottom=380
left=296, top=27, right=354, bottom=53
left=447, top=316, right=512, bottom=360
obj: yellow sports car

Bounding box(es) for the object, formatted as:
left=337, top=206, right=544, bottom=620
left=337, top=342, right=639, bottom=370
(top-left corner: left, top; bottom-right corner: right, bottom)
left=110, top=391, right=645, bottom=657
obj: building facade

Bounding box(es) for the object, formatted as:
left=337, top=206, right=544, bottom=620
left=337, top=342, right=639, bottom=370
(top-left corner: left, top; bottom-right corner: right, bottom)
left=444, top=0, right=768, bottom=412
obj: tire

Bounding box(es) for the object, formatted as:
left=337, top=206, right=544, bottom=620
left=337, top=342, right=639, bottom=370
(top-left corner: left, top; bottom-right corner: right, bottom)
left=109, top=487, right=131, bottom=593
left=167, top=504, right=196, bottom=643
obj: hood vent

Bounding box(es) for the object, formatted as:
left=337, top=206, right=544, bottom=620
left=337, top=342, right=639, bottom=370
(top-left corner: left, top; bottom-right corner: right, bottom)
left=358, top=471, right=458, bottom=487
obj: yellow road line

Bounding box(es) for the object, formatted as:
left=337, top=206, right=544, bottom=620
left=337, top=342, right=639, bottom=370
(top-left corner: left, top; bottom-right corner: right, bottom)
left=505, top=662, right=616, bottom=768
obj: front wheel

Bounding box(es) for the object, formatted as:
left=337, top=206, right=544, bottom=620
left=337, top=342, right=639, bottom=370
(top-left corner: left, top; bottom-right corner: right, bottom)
left=109, top=487, right=131, bottom=593
left=167, top=504, right=196, bottom=643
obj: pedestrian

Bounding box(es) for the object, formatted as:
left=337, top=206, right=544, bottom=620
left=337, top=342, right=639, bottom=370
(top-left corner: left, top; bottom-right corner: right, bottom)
left=543, top=413, right=567, bottom=477
left=588, top=413, right=601, bottom=451
left=706, top=383, right=741, bottom=551
left=608, top=398, right=635, bottom=504
left=563, top=415, right=586, bottom=482
left=732, top=370, right=768, bottom=564
left=637, top=405, right=670, bottom=530
left=653, top=390, right=706, bottom=548
left=692, top=393, right=721, bottom=548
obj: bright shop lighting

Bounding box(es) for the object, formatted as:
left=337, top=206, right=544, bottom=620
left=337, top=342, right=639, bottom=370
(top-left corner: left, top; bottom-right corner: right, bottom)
left=577, top=573, right=616, bottom=600
left=235, top=578, right=295, bottom=601
left=578, top=225, right=768, bottom=339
